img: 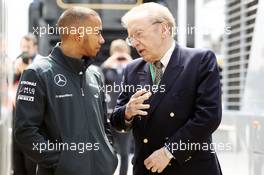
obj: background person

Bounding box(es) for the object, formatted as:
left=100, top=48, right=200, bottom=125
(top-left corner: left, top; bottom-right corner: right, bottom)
left=102, top=39, right=132, bottom=175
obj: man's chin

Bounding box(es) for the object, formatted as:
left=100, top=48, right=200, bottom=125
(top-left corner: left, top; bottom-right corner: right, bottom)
left=86, top=52, right=98, bottom=58
left=142, top=56, right=152, bottom=63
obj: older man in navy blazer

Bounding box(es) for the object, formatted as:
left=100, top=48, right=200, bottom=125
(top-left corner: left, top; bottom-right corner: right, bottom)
left=111, top=2, right=222, bottom=175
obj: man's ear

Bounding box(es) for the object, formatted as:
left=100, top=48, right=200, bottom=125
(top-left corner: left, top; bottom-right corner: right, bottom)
left=73, top=34, right=82, bottom=42
left=161, top=23, right=171, bottom=38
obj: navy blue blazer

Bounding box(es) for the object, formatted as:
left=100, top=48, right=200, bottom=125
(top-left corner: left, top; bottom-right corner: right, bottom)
left=111, top=43, right=222, bottom=175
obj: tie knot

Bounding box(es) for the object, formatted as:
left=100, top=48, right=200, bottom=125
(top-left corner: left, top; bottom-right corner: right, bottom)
left=153, top=61, right=163, bottom=69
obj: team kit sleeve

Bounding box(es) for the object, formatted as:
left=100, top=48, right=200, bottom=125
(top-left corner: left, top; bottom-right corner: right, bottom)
left=14, top=69, right=60, bottom=168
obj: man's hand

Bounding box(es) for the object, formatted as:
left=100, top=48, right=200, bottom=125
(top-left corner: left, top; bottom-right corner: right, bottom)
left=144, top=147, right=172, bottom=173
left=125, top=89, right=151, bottom=120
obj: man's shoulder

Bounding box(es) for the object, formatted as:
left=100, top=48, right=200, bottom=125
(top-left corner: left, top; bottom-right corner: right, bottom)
left=27, top=56, right=53, bottom=74
left=178, top=44, right=214, bottom=58
left=125, top=57, right=146, bottom=72
left=87, top=65, right=104, bottom=82
left=177, top=44, right=217, bottom=66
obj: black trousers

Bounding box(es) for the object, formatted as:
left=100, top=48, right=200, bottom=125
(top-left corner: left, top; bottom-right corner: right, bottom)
left=112, top=129, right=133, bottom=175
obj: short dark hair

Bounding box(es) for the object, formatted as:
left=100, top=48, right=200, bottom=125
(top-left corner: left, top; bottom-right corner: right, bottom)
left=57, top=6, right=99, bottom=39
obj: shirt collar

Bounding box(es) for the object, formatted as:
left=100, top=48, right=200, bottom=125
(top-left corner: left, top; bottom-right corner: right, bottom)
left=50, top=43, right=94, bottom=74
left=160, top=40, right=175, bottom=71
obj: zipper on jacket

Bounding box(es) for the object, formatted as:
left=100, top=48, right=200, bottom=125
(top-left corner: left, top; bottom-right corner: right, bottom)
left=79, top=71, right=84, bottom=96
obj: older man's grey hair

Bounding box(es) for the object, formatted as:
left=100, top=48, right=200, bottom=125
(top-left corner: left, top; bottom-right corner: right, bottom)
left=121, top=2, right=176, bottom=37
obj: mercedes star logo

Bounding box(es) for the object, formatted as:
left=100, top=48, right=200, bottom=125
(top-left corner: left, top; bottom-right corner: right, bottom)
left=54, top=74, right=67, bottom=87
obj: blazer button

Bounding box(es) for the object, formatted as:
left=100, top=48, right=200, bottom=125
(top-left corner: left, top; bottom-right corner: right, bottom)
left=143, top=138, right=148, bottom=144
left=170, top=112, right=175, bottom=117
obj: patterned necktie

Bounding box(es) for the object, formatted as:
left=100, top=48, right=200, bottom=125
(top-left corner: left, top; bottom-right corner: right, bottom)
left=153, top=61, right=163, bottom=85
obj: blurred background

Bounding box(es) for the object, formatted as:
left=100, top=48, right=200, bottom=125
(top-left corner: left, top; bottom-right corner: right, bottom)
left=1, top=0, right=264, bottom=175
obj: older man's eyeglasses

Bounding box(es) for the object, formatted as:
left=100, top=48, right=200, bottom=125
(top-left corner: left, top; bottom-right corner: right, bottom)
left=126, top=21, right=162, bottom=46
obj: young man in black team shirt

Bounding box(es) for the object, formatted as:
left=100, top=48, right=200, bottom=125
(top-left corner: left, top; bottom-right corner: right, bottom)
left=14, top=7, right=117, bottom=175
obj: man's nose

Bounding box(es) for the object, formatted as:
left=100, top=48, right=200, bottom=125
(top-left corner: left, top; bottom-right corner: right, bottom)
left=131, top=39, right=140, bottom=48
left=99, top=35, right=105, bottom=44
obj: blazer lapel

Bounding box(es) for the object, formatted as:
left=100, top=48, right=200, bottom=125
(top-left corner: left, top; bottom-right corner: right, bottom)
left=148, top=44, right=184, bottom=116
left=137, top=62, right=152, bottom=87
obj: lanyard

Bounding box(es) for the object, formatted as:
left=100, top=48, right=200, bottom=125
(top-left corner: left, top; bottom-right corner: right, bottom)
left=149, top=63, right=155, bottom=83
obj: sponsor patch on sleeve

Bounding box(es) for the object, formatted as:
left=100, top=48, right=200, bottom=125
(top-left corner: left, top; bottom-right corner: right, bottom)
left=17, top=95, right=35, bottom=102
left=20, top=81, right=37, bottom=86
left=17, top=81, right=37, bottom=102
